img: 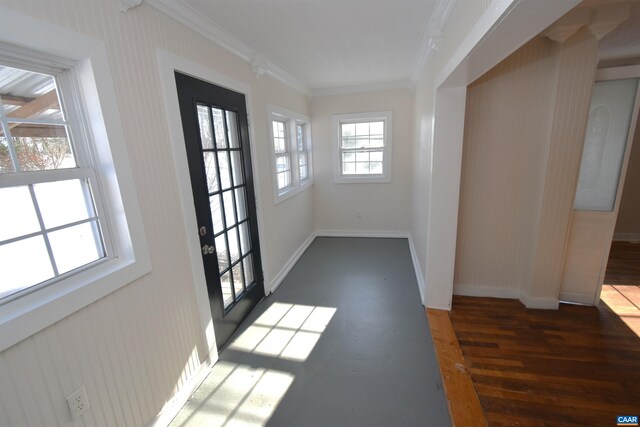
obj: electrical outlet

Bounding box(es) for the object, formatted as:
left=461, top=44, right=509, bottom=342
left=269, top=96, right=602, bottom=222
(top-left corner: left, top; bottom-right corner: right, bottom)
left=66, top=386, right=90, bottom=420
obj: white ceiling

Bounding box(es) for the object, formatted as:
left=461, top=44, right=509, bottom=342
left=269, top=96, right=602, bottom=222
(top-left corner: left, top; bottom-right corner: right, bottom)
left=180, top=0, right=439, bottom=92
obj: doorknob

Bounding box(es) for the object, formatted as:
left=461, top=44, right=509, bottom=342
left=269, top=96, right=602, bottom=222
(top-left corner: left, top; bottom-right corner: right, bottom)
left=202, top=244, right=215, bottom=255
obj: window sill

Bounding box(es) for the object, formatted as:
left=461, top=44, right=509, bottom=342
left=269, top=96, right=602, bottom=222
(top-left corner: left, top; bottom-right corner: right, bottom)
left=0, top=256, right=151, bottom=351
left=334, top=175, right=391, bottom=184
left=274, top=179, right=313, bottom=205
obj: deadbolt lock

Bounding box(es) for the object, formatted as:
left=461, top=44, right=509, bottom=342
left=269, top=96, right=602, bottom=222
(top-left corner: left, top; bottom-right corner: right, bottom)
left=202, top=244, right=215, bottom=255
left=199, top=226, right=207, bottom=236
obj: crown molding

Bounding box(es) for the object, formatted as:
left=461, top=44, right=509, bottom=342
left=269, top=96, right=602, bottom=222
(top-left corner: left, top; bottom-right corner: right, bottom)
left=146, top=0, right=310, bottom=95
left=410, top=0, right=458, bottom=85
left=119, top=0, right=143, bottom=13
left=311, top=80, right=412, bottom=97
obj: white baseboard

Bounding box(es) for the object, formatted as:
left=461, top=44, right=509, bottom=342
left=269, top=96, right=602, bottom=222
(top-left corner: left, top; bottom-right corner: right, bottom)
left=519, top=292, right=559, bottom=310
left=558, top=291, right=596, bottom=306
left=148, top=356, right=215, bottom=427
left=613, top=233, right=640, bottom=242
left=315, top=229, right=410, bottom=239
left=454, top=285, right=518, bottom=299
left=407, top=235, right=426, bottom=305
left=268, top=231, right=317, bottom=294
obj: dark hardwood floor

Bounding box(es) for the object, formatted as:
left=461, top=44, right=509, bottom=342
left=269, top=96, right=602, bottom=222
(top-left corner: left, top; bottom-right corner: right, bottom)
left=448, top=296, right=640, bottom=427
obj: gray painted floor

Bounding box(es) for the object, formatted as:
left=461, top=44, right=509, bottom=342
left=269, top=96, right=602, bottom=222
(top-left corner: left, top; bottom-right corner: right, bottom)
left=170, top=237, right=451, bottom=427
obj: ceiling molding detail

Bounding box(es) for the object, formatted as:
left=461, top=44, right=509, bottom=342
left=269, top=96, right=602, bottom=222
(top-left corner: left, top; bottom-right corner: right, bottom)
left=311, top=80, right=412, bottom=98
left=119, top=0, right=143, bottom=13
left=146, top=0, right=310, bottom=95
left=542, top=2, right=631, bottom=43
left=410, top=0, right=458, bottom=85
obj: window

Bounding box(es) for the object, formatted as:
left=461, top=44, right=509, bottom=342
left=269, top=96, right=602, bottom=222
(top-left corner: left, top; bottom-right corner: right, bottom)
left=267, top=105, right=313, bottom=203
left=0, top=7, right=150, bottom=352
left=0, top=64, right=108, bottom=301
left=332, top=111, right=392, bottom=183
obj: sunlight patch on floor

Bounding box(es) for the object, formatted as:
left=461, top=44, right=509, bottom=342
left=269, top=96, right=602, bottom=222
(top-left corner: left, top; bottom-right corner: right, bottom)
left=228, top=302, right=336, bottom=362
left=600, top=284, right=640, bottom=337
left=169, top=361, right=294, bottom=427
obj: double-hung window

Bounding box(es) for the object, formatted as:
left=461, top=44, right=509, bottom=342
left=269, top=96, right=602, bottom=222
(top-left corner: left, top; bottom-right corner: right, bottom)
left=267, top=105, right=313, bottom=203
left=0, top=8, right=150, bottom=352
left=333, top=111, right=392, bottom=183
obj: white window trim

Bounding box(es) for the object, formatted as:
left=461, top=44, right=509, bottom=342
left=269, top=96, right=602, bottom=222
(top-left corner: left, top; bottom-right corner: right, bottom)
left=332, top=111, right=392, bottom=184
left=0, top=7, right=151, bottom=352
left=267, top=104, right=313, bottom=204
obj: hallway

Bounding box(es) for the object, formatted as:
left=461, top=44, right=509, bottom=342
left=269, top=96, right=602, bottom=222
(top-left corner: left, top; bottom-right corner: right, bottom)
left=170, top=238, right=450, bottom=426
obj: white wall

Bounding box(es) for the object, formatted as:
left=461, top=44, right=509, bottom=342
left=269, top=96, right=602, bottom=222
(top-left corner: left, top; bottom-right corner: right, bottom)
left=615, top=115, right=640, bottom=239
left=0, top=1, right=312, bottom=426
left=311, top=89, right=413, bottom=235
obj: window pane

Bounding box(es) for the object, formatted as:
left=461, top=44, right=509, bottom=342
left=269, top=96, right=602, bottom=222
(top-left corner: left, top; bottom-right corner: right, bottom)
left=228, top=226, right=240, bottom=264
left=209, top=194, right=224, bottom=234
left=0, top=235, right=54, bottom=299
left=370, top=121, right=384, bottom=136
left=298, top=152, right=307, bottom=167
left=212, top=108, right=227, bottom=148
left=355, top=150, right=369, bottom=162
left=370, top=162, right=383, bottom=174
left=34, top=179, right=95, bottom=229
left=215, top=233, right=228, bottom=271
left=299, top=165, right=308, bottom=180
left=355, top=162, right=370, bottom=174
left=297, top=124, right=305, bottom=151
left=49, top=221, right=104, bottom=274
left=10, top=124, right=76, bottom=171
left=217, top=151, right=231, bottom=190
left=370, top=150, right=383, bottom=162
left=203, top=152, right=219, bottom=193
left=277, top=171, right=291, bottom=189
left=342, top=152, right=355, bottom=163
left=342, top=162, right=355, bottom=174
left=244, top=254, right=254, bottom=286
left=239, top=222, right=250, bottom=255
left=230, top=150, right=244, bottom=186
left=355, top=122, right=369, bottom=136
left=197, top=104, right=213, bottom=149
left=235, top=188, right=247, bottom=222
left=221, top=270, right=233, bottom=308
left=232, top=262, right=244, bottom=296
left=276, top=155, right=290, bottom=172
left=0, top=185, right=39, bottom=241
left=0, top=135, right=14, bottom=173
left=341, top=123, right=355, bottom=138
left=226, top=111, right=240, bottom=149
left=223, top=190, right=235, bottom=227
left=0, top=65, right=63, bottom=121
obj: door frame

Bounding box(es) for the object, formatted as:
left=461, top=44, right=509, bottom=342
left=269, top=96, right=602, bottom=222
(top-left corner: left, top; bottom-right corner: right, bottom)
left=156, top=48, right=269, bottom=363
left=590, top=65, right=640, bottom=305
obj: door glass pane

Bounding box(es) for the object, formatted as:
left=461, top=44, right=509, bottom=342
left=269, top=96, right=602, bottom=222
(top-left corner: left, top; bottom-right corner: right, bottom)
left=215, top=233, right=228, bottom=271
left=230, top=150, right=244, bottom=186
left=212, top=108, right=227, bottom=148
left=239, top=222, right=250, bottom=255
left=235, top=188, right=247, bottom=222
left=232, top=262, right=244, bottom=296
left=218, top=151, right=231, bottom=190
left=0, top=185, right=39, bottom=241
left=0, top=235, right=54, bottom=299
left=575, top=78, right=639, bottom=211
left=1, top=135, right=14, bottom=173
left=197, top=104, right=214, bottom=149
left=244, top=254, right=254, bottom=287
left=203, top=152, right=219, bottom=193
left=223, top=190, right=235, bottom=228
left=210, top=194, right=224, bottom=234
left=34, top=179, right=95, bottom=229
left=226, top=111, right=240, bottom=149
left=221, top=270, right=233, bottom=308
left=228, top=226, right=240, bottom=264
left=49, top=221, right=104, bottom=274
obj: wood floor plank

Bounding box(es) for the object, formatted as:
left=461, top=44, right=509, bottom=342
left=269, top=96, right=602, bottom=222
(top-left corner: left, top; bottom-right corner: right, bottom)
left=427, top=309, right=488, bottom=427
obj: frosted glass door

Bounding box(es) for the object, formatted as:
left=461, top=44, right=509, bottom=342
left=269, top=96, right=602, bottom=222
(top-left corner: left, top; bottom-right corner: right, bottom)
left=574, top=78, right=639, bottom=211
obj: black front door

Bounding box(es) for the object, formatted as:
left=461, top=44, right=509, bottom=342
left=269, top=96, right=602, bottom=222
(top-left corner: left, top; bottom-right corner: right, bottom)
left=175, top=72, right=264, bottom=351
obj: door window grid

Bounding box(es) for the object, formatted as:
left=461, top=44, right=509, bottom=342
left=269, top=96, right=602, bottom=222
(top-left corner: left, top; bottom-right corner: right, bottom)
left=197, top=104, right=257, bottom=311
left=0, top=64, right=107, bottom=302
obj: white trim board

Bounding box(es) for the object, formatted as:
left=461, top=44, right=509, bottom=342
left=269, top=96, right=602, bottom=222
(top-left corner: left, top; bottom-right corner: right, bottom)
left=408, top=235, right=426, bottom=305
left=155, top=48, right=270, bottom=362
left=269, top=232, right=316, bottom=294
left=454, top=286, right=518, bottom=300
left=315, top=230, right=410, bottom=239
left=519, top=292, right=559, bottom=310
left=613, top=233, right=640, bottom=242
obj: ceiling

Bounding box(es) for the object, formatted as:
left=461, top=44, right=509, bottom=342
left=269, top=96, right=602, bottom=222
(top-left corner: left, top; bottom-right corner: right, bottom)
left=598, top=3, right=640, bottom=60
left=179, top=0, right=439, bottom=92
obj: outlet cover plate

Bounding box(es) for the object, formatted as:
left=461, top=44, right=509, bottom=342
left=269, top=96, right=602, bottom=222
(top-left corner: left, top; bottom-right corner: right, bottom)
left=66, top=386, right=90, bottom=419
